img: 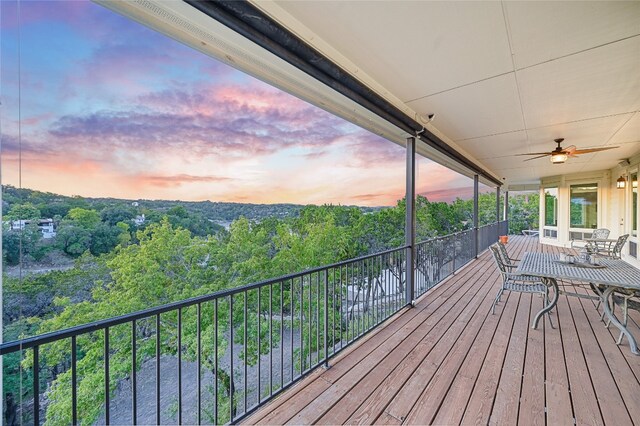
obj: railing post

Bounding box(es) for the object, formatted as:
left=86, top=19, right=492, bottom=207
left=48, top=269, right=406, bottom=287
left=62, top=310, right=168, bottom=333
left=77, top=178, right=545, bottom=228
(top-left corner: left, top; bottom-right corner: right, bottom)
left=405, top=137, right=416, bottom=307
left=473, top=175, right=479, bottom=258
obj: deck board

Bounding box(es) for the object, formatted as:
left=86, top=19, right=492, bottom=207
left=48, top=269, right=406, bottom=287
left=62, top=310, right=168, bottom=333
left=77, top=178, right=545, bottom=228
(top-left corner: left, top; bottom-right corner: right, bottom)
left=243, top=236, right=640, bottom=425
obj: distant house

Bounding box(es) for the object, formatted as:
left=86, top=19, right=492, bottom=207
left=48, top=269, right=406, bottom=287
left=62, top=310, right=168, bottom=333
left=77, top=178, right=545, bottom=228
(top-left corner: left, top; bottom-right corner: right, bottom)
left=8, top=219, right=57, bottom=239
left=131, top=201, right=139, bottom=207
left=134, top=214, right=146, bottom=226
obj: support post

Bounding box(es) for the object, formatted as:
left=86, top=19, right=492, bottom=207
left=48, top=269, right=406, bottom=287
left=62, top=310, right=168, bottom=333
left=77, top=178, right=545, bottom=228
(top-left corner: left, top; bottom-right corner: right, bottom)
left=496, top=187, right=501, bottom=223
left=504, top=191, right=509, bottom=222
left=504, top=190, right=509, bottom=233
left=405, top=137, right=416, bottom=307
left=473, top=175, right=479, bottom=258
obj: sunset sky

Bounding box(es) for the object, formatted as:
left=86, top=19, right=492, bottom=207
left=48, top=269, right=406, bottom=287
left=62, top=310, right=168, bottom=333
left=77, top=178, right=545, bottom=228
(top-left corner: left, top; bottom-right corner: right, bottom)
left=1, top=0, right=479, bottom=206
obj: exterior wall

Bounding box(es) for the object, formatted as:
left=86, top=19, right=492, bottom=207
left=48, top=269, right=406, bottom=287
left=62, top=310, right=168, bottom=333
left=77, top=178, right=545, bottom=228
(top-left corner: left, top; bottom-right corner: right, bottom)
left=539, top=151, right=640, bottom=268
left=612, top=151, right=640, bottom=268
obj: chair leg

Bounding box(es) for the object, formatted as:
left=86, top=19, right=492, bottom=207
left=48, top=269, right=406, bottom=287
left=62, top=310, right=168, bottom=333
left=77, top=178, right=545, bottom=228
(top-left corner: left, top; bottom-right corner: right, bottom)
left=491, top=290, right=501, bottom=314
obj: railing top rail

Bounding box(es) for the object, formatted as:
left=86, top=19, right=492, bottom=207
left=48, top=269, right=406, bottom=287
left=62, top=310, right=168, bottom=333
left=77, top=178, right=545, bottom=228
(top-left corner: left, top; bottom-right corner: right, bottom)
left=0, top=244, right=409, bottom=355
left=416, top=228, right=475, bottom=245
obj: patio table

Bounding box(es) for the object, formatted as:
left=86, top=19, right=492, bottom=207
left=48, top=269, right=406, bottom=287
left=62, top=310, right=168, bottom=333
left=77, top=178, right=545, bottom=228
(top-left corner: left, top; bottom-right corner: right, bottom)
left=516, top=252, right=640, bottom=355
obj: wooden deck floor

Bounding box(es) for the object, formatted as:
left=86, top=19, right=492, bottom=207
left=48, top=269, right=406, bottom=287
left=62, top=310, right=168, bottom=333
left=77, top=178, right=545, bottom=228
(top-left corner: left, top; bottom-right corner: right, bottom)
left=244, top=236, right=640, bottom=425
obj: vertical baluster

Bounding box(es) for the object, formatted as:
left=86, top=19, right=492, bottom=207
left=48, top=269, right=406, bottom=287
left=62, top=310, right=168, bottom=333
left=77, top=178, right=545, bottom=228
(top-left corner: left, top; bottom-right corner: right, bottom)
left=156, top=314, right=161, bottom=425
left=197, top=304, right=202, bottom=425
left=269, top=283, right=273, bottom=396
left=214, top=299, right=218, bottom=426
left=72, top=335, right=77, bottom=425
left=132, top=320, right=137, bottom=425
left=346, top=264, right=350, bottom=344
left=299, top=277, right=303, bottom=375
left=340, top=265, right=350, bottom=350
left=177, top=308, right=182, bottom=425
left=33, top=346, right=40, bottom=426
left=290, top=279, right=294, bottom=384
left=324, top=269, right=329, bottom=366
left=307, top=273, right=312, bottom=371
left=280, top=282, right=284, bottom=390
left=315, top=273, right=319, bottom=366
left=358, top=261, right=362, bottom=338
left=230, top=296, right=234, bottom=423
left=257, top=287, right=261, bottom=404
left=243, top=292, right=248, bottom=414
left=332, top=267, right=336, bottom=356
left=105, top=327, right=110, bottom=425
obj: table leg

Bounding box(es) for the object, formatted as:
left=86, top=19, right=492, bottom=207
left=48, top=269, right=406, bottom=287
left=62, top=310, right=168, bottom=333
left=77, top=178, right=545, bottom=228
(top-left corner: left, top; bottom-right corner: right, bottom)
left=601, top=286, right=639, bottom=355
left=532, top=278, right=559, bottom=329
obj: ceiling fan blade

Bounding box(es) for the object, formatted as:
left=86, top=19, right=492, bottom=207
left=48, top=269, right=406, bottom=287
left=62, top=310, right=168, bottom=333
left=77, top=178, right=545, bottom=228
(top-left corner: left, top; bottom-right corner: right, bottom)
left=563, top=145, right=577, bottom=154
left=572, top=146, right=619, bottom=155
left=514, top=152, right=552, bottom=156
left=523, top=154, right=551, bottom=162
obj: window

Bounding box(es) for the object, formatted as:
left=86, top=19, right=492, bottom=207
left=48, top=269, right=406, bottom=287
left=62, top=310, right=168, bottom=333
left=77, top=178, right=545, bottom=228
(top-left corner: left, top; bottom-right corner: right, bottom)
left=544, top=187, right=558, bottom=226
left=570, top=183, right=598, bottom=229
left=632, top=173, right=637, bottom=237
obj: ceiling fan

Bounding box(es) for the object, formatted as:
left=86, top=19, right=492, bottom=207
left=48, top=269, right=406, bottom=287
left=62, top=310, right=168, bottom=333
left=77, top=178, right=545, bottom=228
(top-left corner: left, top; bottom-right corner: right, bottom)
left=516, top=138, right=618, bottom=164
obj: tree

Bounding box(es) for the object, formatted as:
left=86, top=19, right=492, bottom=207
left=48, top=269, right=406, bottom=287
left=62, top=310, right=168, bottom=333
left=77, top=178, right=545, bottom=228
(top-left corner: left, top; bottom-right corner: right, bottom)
left=56, top=222, right=91, bottom=256
left=100, top=205, right=135, bottom=226
left=66, top=208, right=100, bottom=229
left=7, top=202, right=41, bottom=221
left=89, top=224, right=122, bottom=255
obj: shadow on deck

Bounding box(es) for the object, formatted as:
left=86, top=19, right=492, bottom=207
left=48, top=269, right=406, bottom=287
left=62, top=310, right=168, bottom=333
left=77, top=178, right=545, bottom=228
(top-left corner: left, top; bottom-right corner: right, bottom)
left=244, top=235, right=640, bottom=425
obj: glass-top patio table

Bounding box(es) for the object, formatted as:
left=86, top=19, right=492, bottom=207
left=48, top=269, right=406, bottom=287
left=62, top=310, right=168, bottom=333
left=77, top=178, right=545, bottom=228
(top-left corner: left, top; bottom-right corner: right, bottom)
left=516, top=252, right=640, bottom=355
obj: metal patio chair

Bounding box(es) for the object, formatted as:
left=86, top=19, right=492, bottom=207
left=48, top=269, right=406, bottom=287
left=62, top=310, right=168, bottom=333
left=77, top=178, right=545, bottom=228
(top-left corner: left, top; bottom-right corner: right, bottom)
left=571, top=228, right=610, bottom=249
left=496, top=241, right=519, bottom=267
left=591, top=234, right=629, bottom=259
left=583, top=228, right=611, bottom=253
left=489, top=245, right=553, bottom=327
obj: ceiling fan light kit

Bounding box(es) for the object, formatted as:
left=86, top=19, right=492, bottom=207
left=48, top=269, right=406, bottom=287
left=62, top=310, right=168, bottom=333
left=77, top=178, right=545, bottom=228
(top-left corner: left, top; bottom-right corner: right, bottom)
left=516, top=137, right=619, bottom=164
left=551, top=153, right=568, bottom=164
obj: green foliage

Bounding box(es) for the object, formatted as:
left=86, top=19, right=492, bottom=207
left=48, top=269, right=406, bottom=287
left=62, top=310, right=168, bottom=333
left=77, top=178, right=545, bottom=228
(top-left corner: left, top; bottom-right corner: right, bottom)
left=66, top=208, right=101, bottom=229
left=100, top=205, right=135, bottom=226
left=7, top=202, right=41, bottom=220
left=3, top=185, right=542, bottom=424
left=2, top=224, right=44, bottom=265
left=508, top=192, right=540, bottom=234
left=56, top=222, right=92, bottom=256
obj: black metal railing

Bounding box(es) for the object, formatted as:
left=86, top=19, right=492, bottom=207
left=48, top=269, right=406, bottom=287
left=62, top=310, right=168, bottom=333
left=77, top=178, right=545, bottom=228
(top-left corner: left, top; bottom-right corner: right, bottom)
left=1, top=221, right=510, bottom=425
left=1, top=246, right=409, bottom=425
left=477, top=220, right=508, bottom=254
left=415, top=229, right=475, bottom=298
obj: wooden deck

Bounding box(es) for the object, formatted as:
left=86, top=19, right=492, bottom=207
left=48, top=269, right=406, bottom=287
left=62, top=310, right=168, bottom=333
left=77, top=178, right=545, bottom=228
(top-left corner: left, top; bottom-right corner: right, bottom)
left=244, top=236, right=640, bottom=425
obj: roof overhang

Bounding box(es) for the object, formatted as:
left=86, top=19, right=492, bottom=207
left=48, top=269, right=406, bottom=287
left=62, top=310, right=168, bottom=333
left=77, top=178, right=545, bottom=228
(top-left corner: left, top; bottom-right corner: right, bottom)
left=97, top=1, right=640, bottom=188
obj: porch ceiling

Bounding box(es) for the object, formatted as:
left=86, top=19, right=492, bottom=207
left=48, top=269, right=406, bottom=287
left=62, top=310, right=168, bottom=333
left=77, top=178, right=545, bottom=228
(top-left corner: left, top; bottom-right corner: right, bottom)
left=254, top=1, right=640, bottom=185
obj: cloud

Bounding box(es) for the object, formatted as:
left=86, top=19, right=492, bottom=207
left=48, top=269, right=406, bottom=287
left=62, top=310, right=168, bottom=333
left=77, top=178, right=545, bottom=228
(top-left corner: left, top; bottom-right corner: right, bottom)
left=420, top=187, right=475, bottom=202
left=138, top=174, right=231, bottom=188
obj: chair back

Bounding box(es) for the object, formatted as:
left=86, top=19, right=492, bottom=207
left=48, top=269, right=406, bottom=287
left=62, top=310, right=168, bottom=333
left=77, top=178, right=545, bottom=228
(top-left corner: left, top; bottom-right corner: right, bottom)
left=496, top=242, right=514, bottom=266
left=612, top=234, right=629, bottom=258
left=592, top=228, right=610, bottom=239
left=489, top=245, right=508, bottom=278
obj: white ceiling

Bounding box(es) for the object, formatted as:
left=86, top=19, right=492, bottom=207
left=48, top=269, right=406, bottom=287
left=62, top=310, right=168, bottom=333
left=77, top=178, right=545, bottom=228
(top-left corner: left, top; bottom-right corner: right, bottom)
left=260, top=0, right=640, bottom=185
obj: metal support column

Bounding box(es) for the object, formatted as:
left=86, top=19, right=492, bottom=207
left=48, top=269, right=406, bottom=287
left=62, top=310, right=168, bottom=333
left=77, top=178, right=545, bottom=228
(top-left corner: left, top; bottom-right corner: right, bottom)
left=504, top=190, right=509, bottom=231
left=405, top=137, right=416, bottom=307
left=496, top=187, right=501, bottom=223
left=473, top=175, right=479, bottom=258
